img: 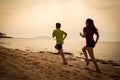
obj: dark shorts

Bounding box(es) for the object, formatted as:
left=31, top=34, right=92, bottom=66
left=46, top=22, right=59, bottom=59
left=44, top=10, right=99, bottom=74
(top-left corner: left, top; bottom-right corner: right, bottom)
left=56, top=44, right=62, bottom=49
left=86, top=42, right=95, bottom=48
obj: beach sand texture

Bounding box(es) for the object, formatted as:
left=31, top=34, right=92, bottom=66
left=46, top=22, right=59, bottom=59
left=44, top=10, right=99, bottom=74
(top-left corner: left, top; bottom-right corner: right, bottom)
left=0, top=46, right=120, bottom=80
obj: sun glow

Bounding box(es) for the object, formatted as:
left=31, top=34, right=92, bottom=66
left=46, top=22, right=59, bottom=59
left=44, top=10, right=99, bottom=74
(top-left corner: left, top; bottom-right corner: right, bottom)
left=5, top=1, right=88, bottom=38
left=0, top=0, right=120, bottom=41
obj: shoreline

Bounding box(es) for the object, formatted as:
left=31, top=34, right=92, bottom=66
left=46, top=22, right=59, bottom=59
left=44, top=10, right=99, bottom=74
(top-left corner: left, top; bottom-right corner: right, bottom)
left=21, top=49, right=120, bottom=68
left=0, top=38, right=120, bottom=65
left=0, top=45, right=120, bottom=80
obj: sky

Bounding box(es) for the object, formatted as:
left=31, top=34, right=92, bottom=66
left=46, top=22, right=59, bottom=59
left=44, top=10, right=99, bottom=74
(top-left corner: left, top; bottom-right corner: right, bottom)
left=0, top=0, right=120, bottom=41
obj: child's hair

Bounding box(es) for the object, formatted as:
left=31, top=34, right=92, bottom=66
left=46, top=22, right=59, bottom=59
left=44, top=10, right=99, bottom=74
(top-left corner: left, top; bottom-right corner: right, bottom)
left=86, top=18, right=98, bottom=35
left=56, top=23, right=61, bottom=29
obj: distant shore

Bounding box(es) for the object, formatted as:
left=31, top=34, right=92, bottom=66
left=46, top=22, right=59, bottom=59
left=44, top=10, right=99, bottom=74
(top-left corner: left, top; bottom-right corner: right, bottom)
left=0, top=36, right=12, bottom=38
left=0, top=46, right=120, bottom=80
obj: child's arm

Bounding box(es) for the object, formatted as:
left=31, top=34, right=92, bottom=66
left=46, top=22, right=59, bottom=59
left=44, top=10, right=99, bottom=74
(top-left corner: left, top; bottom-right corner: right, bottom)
left=63, top=31, right=67, bottom=40
left=52, top=31, right=55, bottom=38
left=95, top=33, right=99, bottom=44
left=80, top=32, right=86, bottom=38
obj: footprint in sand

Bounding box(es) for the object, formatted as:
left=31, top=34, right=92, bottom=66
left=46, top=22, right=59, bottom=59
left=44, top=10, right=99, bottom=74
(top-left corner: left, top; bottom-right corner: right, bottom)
left=23, top=53, right=28, bottom=55
left=60, top=74, right=64, bottom=77
left=32, top=62, right=40, bottom=66
left=68, top=64, right=74, bottom=67
left=52, top=68, right=55, bottom=71
left=41, top=58, right=48, bottom=61
left=29, top=56, right=38, bottom=58
left=61, top=70, right=71, bottom=74
left=74, top=69, right=81, bottom=73
left=59, top=74, right=69, bottom=79
left=49, top=60, right=56, bottom=63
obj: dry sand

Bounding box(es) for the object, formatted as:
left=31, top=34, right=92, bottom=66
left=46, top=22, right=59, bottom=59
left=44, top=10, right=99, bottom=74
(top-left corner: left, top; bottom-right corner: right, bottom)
left=0, top=46, right=120, bottom=80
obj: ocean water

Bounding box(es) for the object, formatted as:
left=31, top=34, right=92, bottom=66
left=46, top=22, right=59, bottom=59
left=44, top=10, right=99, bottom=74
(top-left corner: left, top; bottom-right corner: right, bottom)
left=0, top=38, right=120, bottom=64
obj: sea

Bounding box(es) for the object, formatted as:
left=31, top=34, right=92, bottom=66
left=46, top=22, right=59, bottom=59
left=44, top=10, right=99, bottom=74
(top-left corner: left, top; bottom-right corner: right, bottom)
left=0, top=38, right=120, bottom=65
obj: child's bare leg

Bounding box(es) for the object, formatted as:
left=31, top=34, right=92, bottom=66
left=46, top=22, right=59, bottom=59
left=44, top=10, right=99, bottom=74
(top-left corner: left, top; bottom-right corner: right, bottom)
left=82, top=46, right=89, bottom=66
left=55, top=45, right=59, bottom=51
left=59, top=49, right=67, bottom=64
left=87, top=47, right=100, bottom=72
left=55, top=45, right=60, bottom=54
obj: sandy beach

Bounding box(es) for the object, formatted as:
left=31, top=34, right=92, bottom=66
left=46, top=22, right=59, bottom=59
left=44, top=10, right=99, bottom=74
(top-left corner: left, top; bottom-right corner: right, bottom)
left=0, top=46, right=120, bottom=80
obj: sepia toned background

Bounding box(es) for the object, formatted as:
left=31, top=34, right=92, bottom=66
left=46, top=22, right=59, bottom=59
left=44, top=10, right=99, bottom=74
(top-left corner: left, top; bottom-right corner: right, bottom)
left=0, top=0, right=120, bottom=41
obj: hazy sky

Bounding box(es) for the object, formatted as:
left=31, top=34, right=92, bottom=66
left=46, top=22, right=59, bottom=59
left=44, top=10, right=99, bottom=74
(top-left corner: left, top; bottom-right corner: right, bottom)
left=0, top=0, right=120, bottom=41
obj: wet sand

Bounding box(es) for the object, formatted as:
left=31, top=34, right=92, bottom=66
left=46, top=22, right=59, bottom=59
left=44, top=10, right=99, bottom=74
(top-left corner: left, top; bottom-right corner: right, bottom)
left=0, top=46, right=120, bottom=80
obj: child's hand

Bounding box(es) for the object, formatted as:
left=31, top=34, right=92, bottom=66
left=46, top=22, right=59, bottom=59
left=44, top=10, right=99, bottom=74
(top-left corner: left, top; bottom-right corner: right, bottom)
left=80, top=32, right=85, bottom=38
left=80, top=33, right=82, bottom=36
